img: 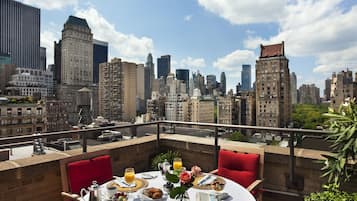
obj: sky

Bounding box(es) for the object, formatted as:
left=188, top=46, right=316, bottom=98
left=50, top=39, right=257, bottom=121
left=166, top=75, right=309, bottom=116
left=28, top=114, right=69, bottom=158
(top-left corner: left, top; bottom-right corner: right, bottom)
left=20, top=0, right=357, bottom=94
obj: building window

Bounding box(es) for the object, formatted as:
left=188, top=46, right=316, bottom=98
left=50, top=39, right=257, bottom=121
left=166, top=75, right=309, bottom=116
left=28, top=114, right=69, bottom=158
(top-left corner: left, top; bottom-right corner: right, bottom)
left=36, top=108, right=42, bottom=115
left=17, top=108, right=22, bottom=116
left=7, top=108, right=12, bottom=116
left=27, top=108, right=31, bottom=115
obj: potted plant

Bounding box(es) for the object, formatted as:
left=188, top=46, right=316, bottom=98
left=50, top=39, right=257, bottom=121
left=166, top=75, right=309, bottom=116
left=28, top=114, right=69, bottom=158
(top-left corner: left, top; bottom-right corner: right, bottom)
left=321, top=100, right=357, bottom=185
left=305, top=99, right=357, bottom=201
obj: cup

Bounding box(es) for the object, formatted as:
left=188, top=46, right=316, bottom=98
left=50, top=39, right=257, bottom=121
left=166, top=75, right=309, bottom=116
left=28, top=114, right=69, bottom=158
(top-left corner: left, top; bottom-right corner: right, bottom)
left=173, top=157, right=182, bottom=171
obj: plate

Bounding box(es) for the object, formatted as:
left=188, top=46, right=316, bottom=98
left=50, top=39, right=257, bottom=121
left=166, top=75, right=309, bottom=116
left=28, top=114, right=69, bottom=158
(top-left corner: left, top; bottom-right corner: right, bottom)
left=139, top=188, right=168, bottom=201
left=109, top=178, right=148, bottom=192
left=192, top=174, right=226, bottom=190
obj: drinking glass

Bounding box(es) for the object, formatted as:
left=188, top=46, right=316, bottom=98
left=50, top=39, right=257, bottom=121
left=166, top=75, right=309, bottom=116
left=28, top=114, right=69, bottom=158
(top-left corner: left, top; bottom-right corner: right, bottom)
left=124, top=168, right=135, bottom=197
left=173, top=157, right=183, bottom=171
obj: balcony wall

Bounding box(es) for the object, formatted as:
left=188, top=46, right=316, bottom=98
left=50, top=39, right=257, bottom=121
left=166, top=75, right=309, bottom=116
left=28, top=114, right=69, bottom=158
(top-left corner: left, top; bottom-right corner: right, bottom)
left=0, top=134, right=356, bottom=201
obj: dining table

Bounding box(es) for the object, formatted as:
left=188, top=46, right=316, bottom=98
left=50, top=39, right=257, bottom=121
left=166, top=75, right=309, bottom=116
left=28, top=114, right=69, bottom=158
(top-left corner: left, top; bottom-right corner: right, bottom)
left=80, top=171, right=256, bottom=201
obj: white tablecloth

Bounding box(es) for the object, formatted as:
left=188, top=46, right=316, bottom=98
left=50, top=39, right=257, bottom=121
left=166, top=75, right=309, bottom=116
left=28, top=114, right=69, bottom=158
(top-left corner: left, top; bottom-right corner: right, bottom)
left=82, top=171, right=255, bottom=201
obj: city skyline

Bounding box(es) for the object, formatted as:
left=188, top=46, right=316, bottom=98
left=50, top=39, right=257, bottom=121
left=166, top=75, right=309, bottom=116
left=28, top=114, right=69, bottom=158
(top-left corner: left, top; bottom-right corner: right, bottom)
left=18, top=0, right=357, bottom=94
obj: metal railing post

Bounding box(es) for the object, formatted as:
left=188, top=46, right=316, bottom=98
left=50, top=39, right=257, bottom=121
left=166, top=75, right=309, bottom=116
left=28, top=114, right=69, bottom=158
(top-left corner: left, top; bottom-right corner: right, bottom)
left=82, top=133, right=87, bottom=153
left=289, top=132, right=295, bottom=184
left=157, top=122, right=160, bottom=153
left=214, top=127, right=219, bottom=169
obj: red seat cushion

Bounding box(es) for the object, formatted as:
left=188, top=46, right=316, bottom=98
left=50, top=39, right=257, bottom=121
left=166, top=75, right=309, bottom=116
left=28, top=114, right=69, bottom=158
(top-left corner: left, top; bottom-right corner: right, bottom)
left=91, top=155, right=113, bottom=184
left=217, top=149, right=259, bottom=188
left=67, top=159, right=93, bottom=194
left=218, top=167, right=256, bottom=188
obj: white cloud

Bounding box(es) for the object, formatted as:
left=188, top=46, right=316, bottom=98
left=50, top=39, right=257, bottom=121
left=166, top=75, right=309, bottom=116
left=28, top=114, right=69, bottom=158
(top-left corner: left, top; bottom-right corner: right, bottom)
left=75, top=7, right=154, bottom=63
left=180, top=57, right=206, bottom=68
left=239, top=0, right=357, bottom=75
left=184, top=15, right=192, bottom=21
left=40, top=30, right=59, bottom=65
left=197, top=0, right=286, bottom=24
left=21, top=0, right=78, bottom=10
left=213, top=50, right=256, bottom=71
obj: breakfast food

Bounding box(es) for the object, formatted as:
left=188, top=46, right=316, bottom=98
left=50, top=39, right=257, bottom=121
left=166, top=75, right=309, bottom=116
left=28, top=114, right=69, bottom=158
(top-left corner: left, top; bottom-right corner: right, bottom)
left=211, top=180, right=225, bottom=191
left=143, top=187, right=163, bottom=199
left=113, top=192, right=127, bottom=201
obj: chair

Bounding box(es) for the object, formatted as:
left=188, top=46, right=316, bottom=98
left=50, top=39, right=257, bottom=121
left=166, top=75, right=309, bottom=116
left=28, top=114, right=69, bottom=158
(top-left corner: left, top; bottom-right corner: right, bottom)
left=60, top=149, right=113, bottom=201
left=211, top=148, right=264, bottom=201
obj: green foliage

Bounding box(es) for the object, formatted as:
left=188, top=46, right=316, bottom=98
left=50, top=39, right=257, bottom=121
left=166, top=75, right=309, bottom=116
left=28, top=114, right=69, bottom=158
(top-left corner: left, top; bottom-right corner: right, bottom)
left=165, top=172, right=179, bottom=183
left=322, top=100, right=357, bottom=185
left=166, top=172, right=193, bottom=200
left=292, top=104, right=328, bottom=129
left=229, top=131, right=249, bottom=142
left=151, top=150, right=180, bottom=170
left=305, top=184, right=357, bottom=201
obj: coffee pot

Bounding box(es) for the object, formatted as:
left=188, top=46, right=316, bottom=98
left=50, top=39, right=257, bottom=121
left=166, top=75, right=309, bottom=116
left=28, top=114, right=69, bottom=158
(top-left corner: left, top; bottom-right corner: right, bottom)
left=158, top=159, right=171, bottom=175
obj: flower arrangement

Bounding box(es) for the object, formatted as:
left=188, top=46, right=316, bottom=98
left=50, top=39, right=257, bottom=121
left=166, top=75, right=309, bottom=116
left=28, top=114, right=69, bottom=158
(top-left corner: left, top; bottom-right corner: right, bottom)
left=166, top=166, right=202, bottom=200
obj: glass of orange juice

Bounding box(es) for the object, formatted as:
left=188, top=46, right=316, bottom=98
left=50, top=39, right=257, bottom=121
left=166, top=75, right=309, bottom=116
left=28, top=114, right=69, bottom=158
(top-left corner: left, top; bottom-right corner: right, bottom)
left=173, top=157, right=183, bottom=171
left=124, top=167, right=135, bottom=195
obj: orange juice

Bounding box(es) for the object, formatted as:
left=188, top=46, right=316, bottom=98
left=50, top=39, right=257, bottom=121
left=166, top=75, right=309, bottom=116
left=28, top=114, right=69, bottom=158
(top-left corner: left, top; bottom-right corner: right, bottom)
left=124, top=172, right=135, bottom=184
left=173, top=161, right=182, bottom=170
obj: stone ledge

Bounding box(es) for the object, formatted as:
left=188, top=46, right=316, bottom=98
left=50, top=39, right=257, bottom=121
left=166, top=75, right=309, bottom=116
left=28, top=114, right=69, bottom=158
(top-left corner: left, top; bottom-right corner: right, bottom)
left=0, top=135, right=157, bottom=172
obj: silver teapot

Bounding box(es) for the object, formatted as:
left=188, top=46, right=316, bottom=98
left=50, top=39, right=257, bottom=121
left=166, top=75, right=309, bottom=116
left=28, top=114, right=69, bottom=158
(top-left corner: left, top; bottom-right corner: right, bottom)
left=158, top=159, right=171, bottom=175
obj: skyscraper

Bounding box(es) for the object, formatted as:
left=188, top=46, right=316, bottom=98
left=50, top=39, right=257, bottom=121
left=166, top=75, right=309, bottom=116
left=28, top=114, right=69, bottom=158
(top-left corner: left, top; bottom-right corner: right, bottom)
left=99, top=58, right=138, bottom=122
left=241, top=64, right=251, bottom=91
left=0, top=0, right=40, bottom=69
left=324, top=78, right=331, bottom=101
left=54, top=41, right=62, bottom=85
left=206, top=74, right=216, bottom=95
left=176, top=69, right=189, bottom=93
left=146, top=53, right=155, bottom=81
left=93, top=39, right=108, bottom=84
left=60, top=15, right=93, bottom=85
left=40, top=47, right=46, bottom=71
left=220, top=72, right=226, bottom=96
left=192, top=71, right=206, bottom=95
left=290, top=72, right=297, bottom=104
left=298, top=84, right=320, bottom=104
left=157, top=55, right=171, bottom=80
left=56, top=16, right=95, bottom=125
left=256, top=42, right=291, bottom=128
left=145, top=53, right=154, bottom=100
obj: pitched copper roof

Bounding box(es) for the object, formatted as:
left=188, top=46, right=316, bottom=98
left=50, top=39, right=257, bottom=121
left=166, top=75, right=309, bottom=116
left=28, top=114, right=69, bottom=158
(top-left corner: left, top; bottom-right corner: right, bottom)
left=260, top=42, right=284, bottom=58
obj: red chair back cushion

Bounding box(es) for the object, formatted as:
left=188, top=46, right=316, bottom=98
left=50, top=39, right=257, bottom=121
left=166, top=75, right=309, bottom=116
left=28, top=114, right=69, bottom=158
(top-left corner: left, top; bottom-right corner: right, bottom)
left=67, top=159, right=93, bottom=194
left=217, top=149, right=259, bottom=188
left=67, top=155, right=113, bottom=194
left=91, top=155, right=113, bottom=184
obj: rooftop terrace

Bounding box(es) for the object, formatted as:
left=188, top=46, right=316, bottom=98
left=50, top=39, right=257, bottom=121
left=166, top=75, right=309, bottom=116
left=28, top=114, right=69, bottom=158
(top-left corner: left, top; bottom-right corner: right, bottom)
left=0, top=121, right=356, bottom=201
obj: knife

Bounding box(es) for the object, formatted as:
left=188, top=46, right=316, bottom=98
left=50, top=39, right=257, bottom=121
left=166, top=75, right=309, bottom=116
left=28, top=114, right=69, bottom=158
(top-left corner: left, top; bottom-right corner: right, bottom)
left=198, top=175, right=211, bottom=186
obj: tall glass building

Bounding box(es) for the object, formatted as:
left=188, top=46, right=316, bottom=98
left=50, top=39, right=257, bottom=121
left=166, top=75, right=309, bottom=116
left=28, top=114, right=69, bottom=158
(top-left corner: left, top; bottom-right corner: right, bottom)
left=220, top=72, right=226, bottom=95
left=241, top=64, right=251, bottom=91
left=0, top=0, right=40, bottom=69
left=176, top=69, right=189, bottom=93
left=157, top=55, right=171, bottom=80
left=93, top=39, right=108, bottom=84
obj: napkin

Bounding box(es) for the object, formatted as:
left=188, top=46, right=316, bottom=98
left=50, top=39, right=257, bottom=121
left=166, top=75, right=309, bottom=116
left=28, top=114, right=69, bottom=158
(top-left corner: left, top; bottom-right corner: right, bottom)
left=197, top=174, right=216, bottom=186
left=196, top=192, right=217, bottom=201
left=196, top=192, right=230, bottom=201
left=113, top=178, right=136, bottom=188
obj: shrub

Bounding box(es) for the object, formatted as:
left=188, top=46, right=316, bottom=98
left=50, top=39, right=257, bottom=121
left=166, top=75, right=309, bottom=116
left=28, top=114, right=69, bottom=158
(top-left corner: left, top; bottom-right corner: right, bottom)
left=305, top=184, right=357, bottom=201
left=151, top=150, right=181, bottom=170
left=229, top=131, right=249, bottom=142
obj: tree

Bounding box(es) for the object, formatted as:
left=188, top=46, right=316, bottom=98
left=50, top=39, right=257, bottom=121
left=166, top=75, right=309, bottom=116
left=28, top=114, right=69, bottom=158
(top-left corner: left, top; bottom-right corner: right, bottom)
left=292, top=104, right=328, bottom=129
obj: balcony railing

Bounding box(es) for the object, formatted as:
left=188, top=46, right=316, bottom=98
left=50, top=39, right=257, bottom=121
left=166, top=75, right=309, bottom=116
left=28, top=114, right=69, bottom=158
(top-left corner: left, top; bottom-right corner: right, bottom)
left=0, top=120, right=331, bottom=191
